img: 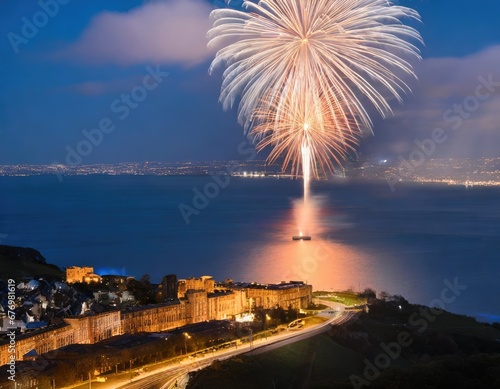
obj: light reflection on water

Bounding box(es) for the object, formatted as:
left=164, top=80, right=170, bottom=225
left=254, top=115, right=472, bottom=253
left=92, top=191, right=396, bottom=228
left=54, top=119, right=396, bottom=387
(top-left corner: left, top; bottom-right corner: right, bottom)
left=232, top=195, right=412, bottom=294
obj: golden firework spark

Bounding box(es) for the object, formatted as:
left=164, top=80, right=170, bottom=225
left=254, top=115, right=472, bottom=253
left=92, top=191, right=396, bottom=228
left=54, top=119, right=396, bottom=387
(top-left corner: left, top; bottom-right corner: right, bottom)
left=250, top=90, right=359, bottom=179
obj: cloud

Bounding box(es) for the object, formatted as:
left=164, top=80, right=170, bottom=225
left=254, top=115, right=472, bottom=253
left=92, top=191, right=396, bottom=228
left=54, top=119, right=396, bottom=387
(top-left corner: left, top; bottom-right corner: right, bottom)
left=413, top=45, right=500, bottom=103
left=58, top=0, right=214, bottom=66
left=370, top=45, right=500, bottom=158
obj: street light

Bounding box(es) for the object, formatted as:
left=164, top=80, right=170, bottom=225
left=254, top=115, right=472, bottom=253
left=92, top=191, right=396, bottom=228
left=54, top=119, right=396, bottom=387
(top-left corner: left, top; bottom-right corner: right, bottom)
left=183, top=332, right=191, bottom=355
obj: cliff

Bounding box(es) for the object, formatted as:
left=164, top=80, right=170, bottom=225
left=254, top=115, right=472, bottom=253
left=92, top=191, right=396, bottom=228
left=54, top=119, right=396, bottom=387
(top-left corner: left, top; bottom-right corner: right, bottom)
left=0, top=245, right=63, bottom=280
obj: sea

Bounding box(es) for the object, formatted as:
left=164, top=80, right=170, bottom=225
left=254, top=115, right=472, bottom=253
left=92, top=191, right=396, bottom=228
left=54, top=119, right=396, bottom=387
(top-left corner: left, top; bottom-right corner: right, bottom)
left=1, top=175, right=499, bottom=323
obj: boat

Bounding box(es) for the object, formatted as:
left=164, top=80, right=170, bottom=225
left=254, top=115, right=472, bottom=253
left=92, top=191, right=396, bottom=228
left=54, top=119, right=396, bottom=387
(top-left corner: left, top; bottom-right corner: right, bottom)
left=292, top=235, right=312, bottom=241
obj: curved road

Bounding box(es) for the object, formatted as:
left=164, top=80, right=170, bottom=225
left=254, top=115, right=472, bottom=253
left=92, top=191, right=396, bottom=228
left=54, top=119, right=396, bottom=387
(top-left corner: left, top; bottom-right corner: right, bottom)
left=109, top=300, right=359, bottom=389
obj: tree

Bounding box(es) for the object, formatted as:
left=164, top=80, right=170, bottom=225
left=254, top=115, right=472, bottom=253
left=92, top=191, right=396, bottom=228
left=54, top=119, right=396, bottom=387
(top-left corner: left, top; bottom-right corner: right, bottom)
left=53, top=361, right=77, bottom=387
left=272, top=306, right=287, bottom=324
left=253, top=308, right=265, bottom=329
left=359, top=288, right=376, bottom=301
left=392, top=294, right=409, bottom=306
left=126, top=278, right=155, bottom=305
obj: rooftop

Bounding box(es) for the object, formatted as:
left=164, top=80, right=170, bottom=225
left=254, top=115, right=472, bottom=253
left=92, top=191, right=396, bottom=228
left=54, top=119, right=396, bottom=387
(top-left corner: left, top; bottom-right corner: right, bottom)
left=229, top=281, right=307, bottom=290
left=121, top=300, right=182, bottom=313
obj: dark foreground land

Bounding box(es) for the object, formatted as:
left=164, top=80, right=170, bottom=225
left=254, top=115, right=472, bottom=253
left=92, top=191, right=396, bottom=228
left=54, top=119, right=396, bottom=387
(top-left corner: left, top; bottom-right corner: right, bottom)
left=0, top=245, right=64, bottom=280
left=188, top=298, right=500, bottom=389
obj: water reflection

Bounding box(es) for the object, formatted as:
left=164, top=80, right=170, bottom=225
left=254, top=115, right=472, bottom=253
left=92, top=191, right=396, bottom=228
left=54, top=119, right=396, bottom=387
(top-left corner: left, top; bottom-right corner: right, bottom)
left=237, top=195, right=409, bottom=293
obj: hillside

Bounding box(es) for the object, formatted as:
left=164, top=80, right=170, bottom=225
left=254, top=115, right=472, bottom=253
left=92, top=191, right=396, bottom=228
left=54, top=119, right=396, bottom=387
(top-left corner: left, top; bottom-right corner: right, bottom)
left=187, top=300, right=500, bottom=389
left=0, top=245, right=64, bottom=280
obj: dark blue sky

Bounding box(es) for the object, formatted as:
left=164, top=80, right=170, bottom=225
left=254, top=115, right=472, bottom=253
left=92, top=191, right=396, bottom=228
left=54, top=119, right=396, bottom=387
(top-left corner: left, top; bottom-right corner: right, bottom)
left=1, top=0, right=499, bottom=165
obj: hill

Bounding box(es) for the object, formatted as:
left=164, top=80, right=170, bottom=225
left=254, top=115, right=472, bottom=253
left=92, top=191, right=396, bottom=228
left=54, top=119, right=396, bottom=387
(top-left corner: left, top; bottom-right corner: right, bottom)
left=0, top=245, right=64, bottom=280
left=187, top=299, right=500, bottom=389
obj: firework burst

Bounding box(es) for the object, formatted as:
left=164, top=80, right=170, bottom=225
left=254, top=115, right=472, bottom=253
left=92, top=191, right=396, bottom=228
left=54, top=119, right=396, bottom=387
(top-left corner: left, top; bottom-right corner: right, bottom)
left=208, top=0, right=422, bottom=177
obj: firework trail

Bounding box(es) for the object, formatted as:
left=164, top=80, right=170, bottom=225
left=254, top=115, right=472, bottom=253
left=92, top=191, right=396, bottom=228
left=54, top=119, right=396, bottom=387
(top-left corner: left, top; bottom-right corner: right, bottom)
left=250, top=90, right=358, bottom=207
left=208, top=0, right=422, bottom=231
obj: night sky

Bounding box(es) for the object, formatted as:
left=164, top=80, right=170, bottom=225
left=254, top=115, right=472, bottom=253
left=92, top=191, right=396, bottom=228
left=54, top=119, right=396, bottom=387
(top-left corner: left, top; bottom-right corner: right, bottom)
left=1, top=0, right=499, bottom=165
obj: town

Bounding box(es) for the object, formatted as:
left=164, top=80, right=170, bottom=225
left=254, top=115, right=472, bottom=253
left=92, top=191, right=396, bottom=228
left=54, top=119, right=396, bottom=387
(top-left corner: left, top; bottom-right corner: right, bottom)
left=0, top=264, right=313, bottom=387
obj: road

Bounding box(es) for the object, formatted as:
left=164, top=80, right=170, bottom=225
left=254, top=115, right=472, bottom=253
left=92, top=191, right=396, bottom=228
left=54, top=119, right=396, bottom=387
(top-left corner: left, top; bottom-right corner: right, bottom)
left=246, top=310, right=356, bottom=356
left=109, top=300, right=357, bottom=389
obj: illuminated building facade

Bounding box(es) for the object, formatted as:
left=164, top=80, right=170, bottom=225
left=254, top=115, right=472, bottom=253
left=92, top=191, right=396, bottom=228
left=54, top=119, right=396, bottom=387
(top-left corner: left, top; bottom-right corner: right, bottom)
left=121, top=302, right=187, bottom=334
left=66, top=266, right=102, bottom=284
left=177, top=276, right=215, bottom=298
left=233, top=281, right=312, bottom=310
left=0, top=311, right=120, bottom=366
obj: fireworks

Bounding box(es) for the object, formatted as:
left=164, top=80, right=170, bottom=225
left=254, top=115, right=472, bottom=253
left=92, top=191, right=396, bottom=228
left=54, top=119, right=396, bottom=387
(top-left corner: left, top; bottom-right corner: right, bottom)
left=250, top=90, right=358, bottom=179
left=208, top=0, right=422, bottom=178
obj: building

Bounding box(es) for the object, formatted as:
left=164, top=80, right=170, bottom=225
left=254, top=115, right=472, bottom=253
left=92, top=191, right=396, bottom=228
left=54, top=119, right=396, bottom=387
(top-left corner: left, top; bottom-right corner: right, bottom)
left=122, top=287, right=249, bottom=333
left=101, top=275, right=130, bottom=290
left=161, top=274, right=178, bottom=300
left=185, top=290, right=208, bottom=323
left=231, top=281, right=312, bottom=310
left=121, top=302, right=187, bottom=334
left=0, top=323, right=72, bottom=366
left=177, top=276, right=214, bottom=298
left=207, top=289, right=247, bottom=321
left=0, top=311, right=120, bottom=366
left=65, top=310, right=121, bottom=343
left=66, top=266, right=101, bottom=284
